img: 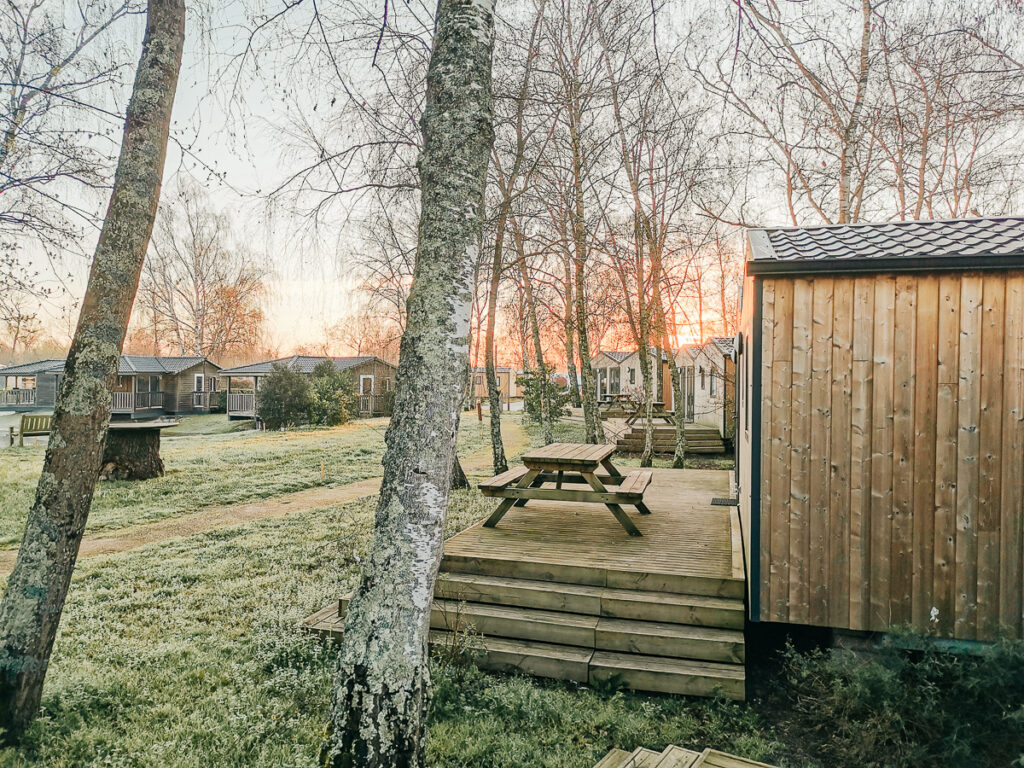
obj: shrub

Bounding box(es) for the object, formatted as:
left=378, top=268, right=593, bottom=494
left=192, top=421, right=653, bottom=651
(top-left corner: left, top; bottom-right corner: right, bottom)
left=519, top=367, right=571, bottom=424
left=308, top=359, right=356, bottom=426
left=256, top=362, right=312, bottom=429
left=210, top=389, right=227, bottom=413
left=780, top=635, right=1024, bottom=767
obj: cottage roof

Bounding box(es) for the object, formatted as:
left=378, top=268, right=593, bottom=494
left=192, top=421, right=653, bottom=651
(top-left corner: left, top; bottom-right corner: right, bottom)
left=747, top=216, right=1024, bottom=275
left=706, top=337, right=734, bottom=357
left=2, top=356, right=219, bottom=377
left=0, top=358, right=65, bottom=376
left=220, top=355, right=388, bottom=376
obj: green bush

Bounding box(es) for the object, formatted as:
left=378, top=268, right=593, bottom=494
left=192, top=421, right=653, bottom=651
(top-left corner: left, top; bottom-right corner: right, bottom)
left=210, top=389, right=227, bottom=413
left=308, top=359, right=356, bottom=426
left=780, top=635, right=1024, bottom=767
left=256, top=362, right=312, bottom=429
left=520, top=367, right=571, bottom=424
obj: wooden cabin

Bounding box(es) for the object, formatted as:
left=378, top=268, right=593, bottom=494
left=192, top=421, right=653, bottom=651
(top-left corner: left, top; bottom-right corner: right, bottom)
left=1, top=356, right=221, bottom=417
left=735, top=216, right=1024, bottom=643
left=470, top=366, right=521, bottom=406
left=692, top=338, right=736, bottom=441
left=220, top=355, right=397, bottom=419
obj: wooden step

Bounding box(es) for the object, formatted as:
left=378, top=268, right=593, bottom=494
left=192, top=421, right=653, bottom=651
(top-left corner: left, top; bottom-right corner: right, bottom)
left=426, top=599, right=744, bottom=663
left=693, top=749, right=777, bottom=768
left=304, top=601, right=745, bottom=700
left=625, top=747, right=663, bottom=767
left=594, top=749, right=632, bottom=768
left=654, top=746, right=702, bottom=768
left=440, top=554, right=746, bottom=599
left=589, top=650, right=745, bottom=700
left=596, top=617, right=744, bottom=663
left=435, top=573, right=744, bottom=628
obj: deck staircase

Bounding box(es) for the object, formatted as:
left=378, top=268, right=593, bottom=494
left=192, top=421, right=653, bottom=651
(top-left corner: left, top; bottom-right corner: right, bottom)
left=615, top=425, right=725, bottom=455
left=306, top=548, right=746, bottom=700
left=594, top=745, right=776, bottom=768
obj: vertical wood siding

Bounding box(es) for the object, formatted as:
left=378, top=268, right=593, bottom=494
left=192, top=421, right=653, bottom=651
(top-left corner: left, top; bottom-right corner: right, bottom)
left=758, top=271, right=1024, bottom=641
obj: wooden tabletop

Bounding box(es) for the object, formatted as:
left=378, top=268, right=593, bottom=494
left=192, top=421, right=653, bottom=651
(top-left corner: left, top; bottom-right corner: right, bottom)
left=521, top=442, right=616, bottom=467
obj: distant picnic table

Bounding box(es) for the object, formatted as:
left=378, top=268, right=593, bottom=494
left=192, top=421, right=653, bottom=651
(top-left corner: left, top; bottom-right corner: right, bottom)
left=479, top=442, right=652, bottom=536
left=623, top=400, right=674, bottom=427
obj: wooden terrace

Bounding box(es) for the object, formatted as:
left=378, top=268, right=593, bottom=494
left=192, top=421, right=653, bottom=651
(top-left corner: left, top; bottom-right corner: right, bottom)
left=306, top=467, right=748, bottom=699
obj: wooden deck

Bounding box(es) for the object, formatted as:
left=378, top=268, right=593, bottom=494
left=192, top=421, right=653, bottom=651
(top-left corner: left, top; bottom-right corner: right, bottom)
left=305, top=468, right=748, bottom=700
left=445, top=468, right=742, bottom=588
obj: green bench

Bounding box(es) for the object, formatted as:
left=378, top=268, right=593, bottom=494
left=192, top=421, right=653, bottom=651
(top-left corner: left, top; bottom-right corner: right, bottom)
left=10, top=414, right=54, bottom=447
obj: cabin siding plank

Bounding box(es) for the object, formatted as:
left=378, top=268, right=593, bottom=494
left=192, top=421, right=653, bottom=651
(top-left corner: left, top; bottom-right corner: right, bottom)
left=977, top=275, right=1005, bottom=639
left=869, top=277, right=895, bottom=631
left=849, top=278, right=875, bottom=630
left=1000, top=276, right=1024, bottom=636
left=912, top=276, right=938, bottom=630
left=891, top=276, right=916, bottom=626
left=955, top=276, right=983, bottom=640
left=829, top=278, right=853, bottom=627
left=759, top=280, right=775, bottom=621
left=769, top=279, right=794, bottom=622
left=788, top=279, right=813, bottom=624
left=809, top=278, right=833, bottom=624
left=933, top=275, right=961, bottom=638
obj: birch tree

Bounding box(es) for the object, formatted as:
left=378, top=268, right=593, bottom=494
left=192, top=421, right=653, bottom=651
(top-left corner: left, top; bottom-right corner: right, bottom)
left=0, top=0, right=185, bottom=742
left=320, top=0, right=494, bottom=764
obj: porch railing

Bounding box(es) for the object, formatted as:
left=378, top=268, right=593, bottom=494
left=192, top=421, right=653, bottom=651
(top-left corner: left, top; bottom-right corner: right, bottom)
left=193, top=391, right=211, bottom=408
left=110, top=391, right=163, bottom=412
left=358, top=394, right=393, bottom=416
left=0, top=389, right=36, bottom=406
left=227, top=392, right=256, bottom=415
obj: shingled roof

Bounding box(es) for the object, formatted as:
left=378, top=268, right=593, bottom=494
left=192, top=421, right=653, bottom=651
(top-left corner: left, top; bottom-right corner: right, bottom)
left=747, top=216, right=1024, bottom=275
left=220, top=355, right=389, bottom=376
left=2, top=356, right=218, bottom=377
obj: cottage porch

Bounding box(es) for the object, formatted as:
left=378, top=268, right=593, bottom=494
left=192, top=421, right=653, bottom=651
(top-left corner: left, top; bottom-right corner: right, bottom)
left=305, top=468, right=748, bottom=699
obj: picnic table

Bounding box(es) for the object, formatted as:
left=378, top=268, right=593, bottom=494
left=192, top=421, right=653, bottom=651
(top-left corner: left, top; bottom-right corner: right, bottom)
left=479, top=442, right=652, bottom=536
left=624, top=400, right=674, bottom=426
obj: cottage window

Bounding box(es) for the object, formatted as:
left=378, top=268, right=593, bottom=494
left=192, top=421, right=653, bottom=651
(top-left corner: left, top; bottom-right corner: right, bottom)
left=474, top=374, right=482, bottom=386
left=700, top=367, right=706, bottom=390
left=384, top=378, right=392, bottom=392
left=360, top=375, right=374, bottom=395
left=195, top=373, right=204, bottom=392
left=628, top=367, right=635, bottom=384
left=710, top=371, right=717, bottom=397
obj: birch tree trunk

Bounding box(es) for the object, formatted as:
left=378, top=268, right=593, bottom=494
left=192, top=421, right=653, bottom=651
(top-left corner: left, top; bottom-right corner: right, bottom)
left=0, top=0, right=185, bottom=743
left=321, top=1, right=494, bottom=765
left=484, top=214, right=508, bottom=474
left=562, top=255, right=581, bottom=408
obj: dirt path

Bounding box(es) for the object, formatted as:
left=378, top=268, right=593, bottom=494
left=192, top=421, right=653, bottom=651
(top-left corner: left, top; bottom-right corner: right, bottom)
left=0, top=419, right=530, bottom=576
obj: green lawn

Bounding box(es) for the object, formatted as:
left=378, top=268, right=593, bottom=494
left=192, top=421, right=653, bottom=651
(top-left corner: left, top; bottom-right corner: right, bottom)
left=0, top=416, right=497, bottom=549
left=0, top=415, right=1019, bottom=767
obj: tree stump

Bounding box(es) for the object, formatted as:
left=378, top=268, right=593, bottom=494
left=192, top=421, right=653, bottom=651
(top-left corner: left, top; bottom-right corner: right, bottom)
left=100, top=427, right=165, bottom=480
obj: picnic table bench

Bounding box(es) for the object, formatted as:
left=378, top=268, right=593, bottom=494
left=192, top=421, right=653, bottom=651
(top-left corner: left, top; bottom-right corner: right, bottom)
left=479, top=442, right=652, bottom=536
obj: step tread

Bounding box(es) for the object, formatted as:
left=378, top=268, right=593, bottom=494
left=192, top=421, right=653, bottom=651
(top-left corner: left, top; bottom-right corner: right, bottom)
left=590, top=650, right=745, bottom=679
left=432, top=598, right=599, bottom=629
left=693, top=749, right=777, bottom=768
left=594, top=748, right=632, bottom=768
left=437, top=572, right=744, bottom=613
left=655, top=746, right=702, bottom=768
left=626, top=747, right=663, bottom=767
left=596, top=616, right=744, bottom=644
